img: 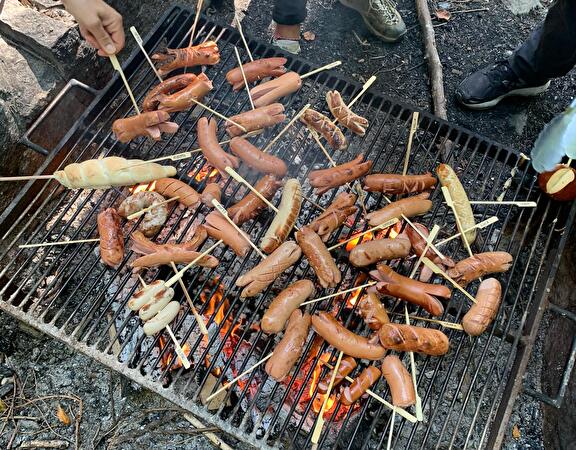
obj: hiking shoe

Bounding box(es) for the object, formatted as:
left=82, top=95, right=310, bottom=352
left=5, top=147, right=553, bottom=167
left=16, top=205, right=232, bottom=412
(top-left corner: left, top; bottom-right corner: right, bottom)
left=340, top=0, right=406, bottom=42
left=456, top=60, right=551, bottom=110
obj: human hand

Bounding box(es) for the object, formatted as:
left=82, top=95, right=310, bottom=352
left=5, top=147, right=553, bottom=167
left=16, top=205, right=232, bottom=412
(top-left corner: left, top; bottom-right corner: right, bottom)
left=62, top=0, right=125, bottom=56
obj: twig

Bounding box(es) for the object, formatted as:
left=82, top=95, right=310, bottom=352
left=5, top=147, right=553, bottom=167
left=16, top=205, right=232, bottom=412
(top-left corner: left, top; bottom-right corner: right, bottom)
left=452, top=7, right=489, bottom=14
left=183, top=414, right=234, bottom=450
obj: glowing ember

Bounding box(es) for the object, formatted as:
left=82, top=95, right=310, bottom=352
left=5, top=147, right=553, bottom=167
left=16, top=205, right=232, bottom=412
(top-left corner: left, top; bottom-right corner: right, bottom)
left=345, top=231, right=374, bottom=252
left=130, top=180, right=157, bottom=194
left=308, top=353, right=339, bottom=418
left=192, top=166, right=219, bottom=182
left=159, top=337, right=191, bottom=371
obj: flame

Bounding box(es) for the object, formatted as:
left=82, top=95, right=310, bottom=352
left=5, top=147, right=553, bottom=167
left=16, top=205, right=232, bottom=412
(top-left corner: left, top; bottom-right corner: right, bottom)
left=130, top=180, right=157, bottom=194
left=159, top=338, right=191, bottom=371
left=345, top=231, right=374, bottom=252
left=192, top=166, right=219, bottom=182
left=309, top=353, right=339, bottom=418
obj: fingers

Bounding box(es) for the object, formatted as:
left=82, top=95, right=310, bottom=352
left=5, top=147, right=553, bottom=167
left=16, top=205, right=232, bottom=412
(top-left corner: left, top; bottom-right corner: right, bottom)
left=90, top=20, right=117, bottom=55
left=103, top=10, right=125, bottom=54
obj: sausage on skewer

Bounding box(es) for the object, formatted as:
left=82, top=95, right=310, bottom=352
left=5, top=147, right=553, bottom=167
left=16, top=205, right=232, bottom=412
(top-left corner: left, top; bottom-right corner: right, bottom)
left=447, top=252, right=513, bottom=286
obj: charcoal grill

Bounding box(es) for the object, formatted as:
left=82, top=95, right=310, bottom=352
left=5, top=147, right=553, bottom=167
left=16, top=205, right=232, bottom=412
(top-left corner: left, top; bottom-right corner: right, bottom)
left=1, top=6, right=575, bottom=449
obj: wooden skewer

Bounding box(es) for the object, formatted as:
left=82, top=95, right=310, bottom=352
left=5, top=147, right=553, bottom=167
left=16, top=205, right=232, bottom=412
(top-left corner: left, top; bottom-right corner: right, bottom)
left=421, top=257, right=477, bottom=304
left=169, top=262, right=208, bottom=336
left=441, top=187, right=473, bottom=258
left=127, top=196, right=180, bottom=220
left=300, top=61, right=342, bottom=80
left=188, top=98, right=248, bottom=133
left=262, top=104, right=310, bottom=153
left=402, top=112, right=420, bottom=176
left=137, top=276, right=191, bottom=369
left=387, top=312, right=463, bottom=330
left=109, top=55, right=141, bottom=114
left=0, top=174, right=55, bottom=182
left=233, top=46, right=255, bottom=110
left=205, top=352, right=274, bottom=402
left=183, top=414, right=235, bottom=450
left=188, top=0, right=205, bottom=47
left=234, top=14, right=254, bottom=62
left=302, top=194, right=326, bottom=212
left=386, top=409, right=396, bottom=450
left=211, top=199, right=266, bottom=259
left=165, top=240, right=223, bottom=287
left=19, top=238, right=99, bottom=248
left=435, top=216, right=499, bottom=247
left=130, top=27, right=163, bottom=82
left=327, top=218, right=399, bottom=251
left=311, top=351, right=344, bottom=449
left=469, top=200, right=537, bottom=207
left=300, top=281, right=377, bottom=306
left=317, top=360, right=417, bottom=423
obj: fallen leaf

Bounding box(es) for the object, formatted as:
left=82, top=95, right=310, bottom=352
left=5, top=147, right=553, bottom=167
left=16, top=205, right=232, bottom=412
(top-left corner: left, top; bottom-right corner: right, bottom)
left=56, top=404, right=71, bottom=426
left=436, top=9, right=452, bottom=21
left=303, top=31, right=316, bottom=41
left=0, top=399, right=6, bottom=414
left=512, top=424, right=521, bottom=440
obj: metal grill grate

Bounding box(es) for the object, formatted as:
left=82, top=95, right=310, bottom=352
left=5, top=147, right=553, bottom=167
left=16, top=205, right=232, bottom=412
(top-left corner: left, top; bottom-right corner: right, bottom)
left=1, top=7, right=575, bottom=449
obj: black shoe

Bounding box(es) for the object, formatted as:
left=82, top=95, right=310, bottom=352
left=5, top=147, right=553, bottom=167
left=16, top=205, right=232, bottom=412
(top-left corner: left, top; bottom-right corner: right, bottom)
left=456, top=61, right=550, bottom=110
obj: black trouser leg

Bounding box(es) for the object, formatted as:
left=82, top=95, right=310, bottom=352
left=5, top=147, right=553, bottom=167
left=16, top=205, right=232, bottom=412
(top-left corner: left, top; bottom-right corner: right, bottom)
left=509, top=0, right=576, bottom=82
left=273, top=0, right=307, bottom=25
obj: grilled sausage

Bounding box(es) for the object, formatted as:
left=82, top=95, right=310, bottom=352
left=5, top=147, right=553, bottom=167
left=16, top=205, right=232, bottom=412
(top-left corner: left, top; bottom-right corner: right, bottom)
left=326, top=90, right=369, bottom=136
left=200, top=183, right=221, bottom=207
left=340, top=366, right=381, bottom=405
left=538, top=165, right=576, bottom=201
left=152, top=41, right=220, bottom=77
left=156, top=73, right=213, bottom=113
left=226, top=103, right=286, bottom=137
left=112, top=111, right=179, bottom=143
left=318, top=356, right=357, bottom=394
left=204, top=211, right=251, bottom=257
left=227, top=175, right=282, bottom=225
left=128, top=280, right=166, bottom=310
left=447, top=252, right=513, bottom=287
left=154, top=178, right=201, bottom=208
left=371, top=264, right=451, bottom=317
left=308, top=154, right=372, bottom=195
left=138, top=285, right=175, bottom=321
left=296, top=226, right=341, bottom=289
left=131, top=227, right=207, bottom=255
left=230, top=137, right=288, bottom=177
left=365, top=193, right=432, bottom=227
left=118, top=191, right=168, bottom=237
left=437, top=164, right=476, bottom=244
left=261, top=179, right=302, bottom=254
left=462, top=278, right=502, bottom=336
left=308, top=192, right=358, bottom=242
left=349, top=236, right=411, bottom=267
left=381, top=355, right=416, bottom=407
left=226, top=57, right=287, bottom=90
left=301, top=109, right=348, bottom=151
left=357, top=291, right=390, bottom=330
left=378, top=323, right=449, bottom=356
left=363, top=173, right=437, bottom=195
left=265, top=310, right=311, bottom=382
left=236, top=241, right=302, bottom=297
left=261, top=280, right=315, bottom=334
left=250, top=71, right=302, bottom=108
left=311, top=312, right=386, bottom=360
left=405, top=223, right=455, bottom=268
left=197, top=117, right=240, bottom=178
left=143, top=301, right=181, bottom=336
left=97, top=208, right=124, bottom=268
left=143, top=73, right=198, bottom=112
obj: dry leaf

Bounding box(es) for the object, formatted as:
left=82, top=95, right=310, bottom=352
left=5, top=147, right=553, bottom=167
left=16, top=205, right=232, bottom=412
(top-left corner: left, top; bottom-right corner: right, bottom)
left=436, top=9, right=452, bottom=21
left=303, top=31, right=316, bottom=41
left=0, top=399, right=6, bottom=414
left=512, top=424, right=521, bottom=440
left=56, top=404, right=71, bottom=426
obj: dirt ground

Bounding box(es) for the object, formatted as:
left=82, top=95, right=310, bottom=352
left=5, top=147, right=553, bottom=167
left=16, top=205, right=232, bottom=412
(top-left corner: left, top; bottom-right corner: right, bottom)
left=1, top=0, right=575, bottom=448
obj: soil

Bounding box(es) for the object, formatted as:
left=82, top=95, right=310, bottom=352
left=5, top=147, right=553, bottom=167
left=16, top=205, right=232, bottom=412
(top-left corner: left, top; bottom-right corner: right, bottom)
left=1, top=0, right=575, bottom=449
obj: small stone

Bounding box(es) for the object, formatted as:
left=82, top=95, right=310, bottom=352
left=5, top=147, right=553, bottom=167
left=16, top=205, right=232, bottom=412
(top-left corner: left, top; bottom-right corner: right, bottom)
left=358, top=58, right=365, bottom=63
left=452, top=69, right=463, bottom=75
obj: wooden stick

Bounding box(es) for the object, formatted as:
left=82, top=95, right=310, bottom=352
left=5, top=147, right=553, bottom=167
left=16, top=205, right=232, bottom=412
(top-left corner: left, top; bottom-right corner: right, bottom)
left=441, top=187, right=473, bottom=258
left=165, top=240, right=223, bottom=287
left=109, top=55, right=140, bottom=114
left=262, top=104, right=311, bottom=153
left=387, top=311, right=463, bottom=330
left=169, top=262, right=208, bottom=336
left=302, top=194, right=326, bottom=212
left=409, top=224, right=440, bottom=279
left=188, top=98, right=247, bottom=133
left=188, top=0, right=204, bottom=47
left=469, top=200, right=537, bottom=207
left=212, top=199, right=266, bottom=258
left=205, top=353, right=274, bottom=402
left=435, top=216, right=498, bottom=247
left=347, top=75, right=377, bottom=110
left=318, top=359, right=418, bottom=423
left=386, top=409, right=396, bottom=450
left=19, top=238, right=99, bottom=249
left=327, top=218, right=399, bottom=251
left=127, top=196, right=180, bottom=220
left=422, top=257, right=476, bottom=303
left=301, top=281, right=377, bottom=306
left=234, top=15, right=254, bottom=62
left=0, top=174, right=55, bottom=182
left=311, top=351, right=343, bottom=449
left=225, top=167, right=279, bottom=213
left=233, top=46, right=255, bottom=109
left=183, top=414, right=234, bottom=450
left=130, top=27, right=163, bottom=82
left=300, top=61, right=342, bottom=80
left=402, top=112, right=420, bottom=176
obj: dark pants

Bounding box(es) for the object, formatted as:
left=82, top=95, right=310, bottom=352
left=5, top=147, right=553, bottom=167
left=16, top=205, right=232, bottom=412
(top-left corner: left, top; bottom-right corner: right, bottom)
left=509, top=0, right=576, bottom=83
left=273, top=0, right=307, bottom=25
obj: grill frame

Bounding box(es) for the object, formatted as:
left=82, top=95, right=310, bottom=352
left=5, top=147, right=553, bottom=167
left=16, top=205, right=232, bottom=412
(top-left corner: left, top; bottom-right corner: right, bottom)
left=1, top=6, right=575, bottom=449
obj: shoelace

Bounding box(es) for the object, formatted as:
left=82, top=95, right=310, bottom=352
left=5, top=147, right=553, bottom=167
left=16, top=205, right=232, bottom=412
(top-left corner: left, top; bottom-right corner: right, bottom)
left=368, top=0, right=400, bottom=23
